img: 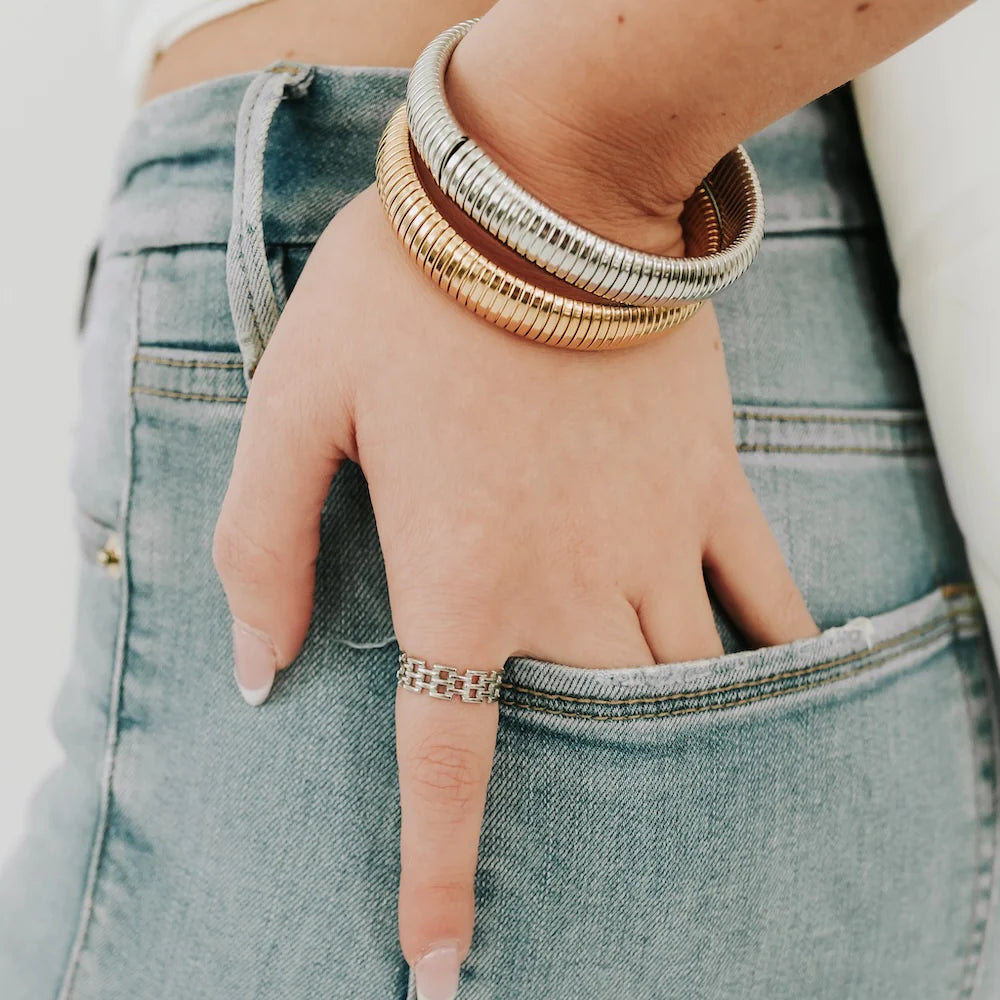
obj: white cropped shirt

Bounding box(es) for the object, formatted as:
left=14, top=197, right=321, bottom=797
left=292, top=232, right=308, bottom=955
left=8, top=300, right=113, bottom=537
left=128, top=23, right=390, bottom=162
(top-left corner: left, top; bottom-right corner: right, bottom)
left=101, top=0, right=275, bottom=97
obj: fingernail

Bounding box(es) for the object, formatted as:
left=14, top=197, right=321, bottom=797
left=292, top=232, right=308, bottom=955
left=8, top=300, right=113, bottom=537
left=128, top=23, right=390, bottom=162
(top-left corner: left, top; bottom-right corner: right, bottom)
left=232, top=619, right=277, bottom=707
left=414, top=942, right=461, bottom=1000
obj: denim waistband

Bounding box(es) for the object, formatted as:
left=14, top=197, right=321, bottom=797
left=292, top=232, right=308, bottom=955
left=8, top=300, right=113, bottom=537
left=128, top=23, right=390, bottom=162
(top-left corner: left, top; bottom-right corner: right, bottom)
left=101, top=66, right=883, bottom=258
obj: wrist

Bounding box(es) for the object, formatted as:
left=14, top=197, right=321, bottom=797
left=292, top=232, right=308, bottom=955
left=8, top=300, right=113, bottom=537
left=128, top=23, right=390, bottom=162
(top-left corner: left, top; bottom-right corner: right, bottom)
left=443, top=22, right=714, bottom=259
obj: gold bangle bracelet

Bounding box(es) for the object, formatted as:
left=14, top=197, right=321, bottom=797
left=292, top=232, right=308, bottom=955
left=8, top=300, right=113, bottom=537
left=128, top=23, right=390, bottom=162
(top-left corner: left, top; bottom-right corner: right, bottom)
left=375, top=102, right=717, bottom=351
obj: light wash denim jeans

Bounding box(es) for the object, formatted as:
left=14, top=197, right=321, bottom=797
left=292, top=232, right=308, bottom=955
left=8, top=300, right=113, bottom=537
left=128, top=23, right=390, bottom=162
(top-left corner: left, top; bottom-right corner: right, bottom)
left=1, top=63, right=998, bottom=1000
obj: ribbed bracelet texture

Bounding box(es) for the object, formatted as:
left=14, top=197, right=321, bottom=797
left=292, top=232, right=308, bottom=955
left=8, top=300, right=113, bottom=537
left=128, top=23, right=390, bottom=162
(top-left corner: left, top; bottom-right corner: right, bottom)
left=406, top=17, right=765, bottom=306
left=375, top=102, right=710, bottom=350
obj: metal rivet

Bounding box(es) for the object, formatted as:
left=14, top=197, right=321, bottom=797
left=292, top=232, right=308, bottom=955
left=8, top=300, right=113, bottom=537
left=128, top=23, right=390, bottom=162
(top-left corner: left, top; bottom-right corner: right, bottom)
left=97, top=533, right=123, bottom=579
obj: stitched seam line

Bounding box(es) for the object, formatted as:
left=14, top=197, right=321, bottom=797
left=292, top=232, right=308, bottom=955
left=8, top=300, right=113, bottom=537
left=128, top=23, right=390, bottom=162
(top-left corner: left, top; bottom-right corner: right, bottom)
left=133, top=354, right=243, bottom=369
left=978, top=641, right=1000, bottom=994
left=502, top=606, right=978, bottom=708
left=125, top=386, right=937, bottom=457
left=733, top=409, right=926, bottom=426
left=232, top=76, right=268, bottom=355
left=123, top=378, right=928, bottom=413
left=504, top=624, right=967, bottom=722
left=956, top=638, right=1000, bottom=999
left=737, top=444, right=931, bottom=457
left=130, top=386, right=246, bottom=404
left=57, top=256, right=146, bottom=1000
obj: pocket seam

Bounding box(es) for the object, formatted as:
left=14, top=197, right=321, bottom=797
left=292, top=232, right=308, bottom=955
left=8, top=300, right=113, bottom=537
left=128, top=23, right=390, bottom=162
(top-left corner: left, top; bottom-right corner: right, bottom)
left=956, top=638, right=1000, bottom=997
left=133, top=354, right=243, bottom=370
left=56, top=250, right=144, bottom=1000
left=127, top=347, right=933, bottom=457
left=737, top=442, right=931, bottom=458
left=503, top=605, right=980, bottom=722
left=130, top=386, right=245, bottom=404
left=732, top=407, right=925, bottom=427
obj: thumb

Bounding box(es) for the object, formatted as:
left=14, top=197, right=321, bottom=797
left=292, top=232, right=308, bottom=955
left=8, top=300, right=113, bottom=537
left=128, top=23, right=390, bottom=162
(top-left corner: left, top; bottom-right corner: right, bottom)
left=212, top=325, right=352, bottom=706
left=394, top=624, right=505, bottom=1000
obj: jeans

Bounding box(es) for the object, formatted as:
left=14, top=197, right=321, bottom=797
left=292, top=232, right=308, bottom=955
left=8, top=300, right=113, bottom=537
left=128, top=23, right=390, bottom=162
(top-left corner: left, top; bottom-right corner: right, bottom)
left=1, top=63, right=997, bottom=1000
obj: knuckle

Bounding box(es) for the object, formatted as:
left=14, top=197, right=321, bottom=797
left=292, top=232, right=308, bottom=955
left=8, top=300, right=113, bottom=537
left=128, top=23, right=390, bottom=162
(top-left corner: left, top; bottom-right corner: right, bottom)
left=706, top=454, right=753, bottom=523
left=403, top=876, right=469, bottom=903
left=668, top=443, right=740, bottom=538
left=773, top=577, right=806, bottom=628
left=391, top=585, right=514, bottom=663
left=250, top=371, right=301, bottom=427
left=705, top=443, right=743, bottom=494
left=398, top=880, right=473, bottom=965
left=405, top=738, right=486, bottom=816
left=211, top=521, right=284, bottom=593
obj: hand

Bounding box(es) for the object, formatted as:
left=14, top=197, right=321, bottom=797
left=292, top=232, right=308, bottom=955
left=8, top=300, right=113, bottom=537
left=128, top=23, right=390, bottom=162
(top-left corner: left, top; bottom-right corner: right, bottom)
left=212, top=182, right=818, bottom=997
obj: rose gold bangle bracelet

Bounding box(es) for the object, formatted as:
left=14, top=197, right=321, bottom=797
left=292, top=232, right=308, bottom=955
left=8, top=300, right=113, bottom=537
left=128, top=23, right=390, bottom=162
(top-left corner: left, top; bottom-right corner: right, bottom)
left=375, top=102, right=721, bottom=351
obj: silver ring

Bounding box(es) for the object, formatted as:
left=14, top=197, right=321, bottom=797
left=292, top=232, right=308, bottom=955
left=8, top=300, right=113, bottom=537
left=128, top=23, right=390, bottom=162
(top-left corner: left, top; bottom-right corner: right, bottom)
left=397, top=650, right=504, bottom=704
left=406, top=19, right=766, bottom=306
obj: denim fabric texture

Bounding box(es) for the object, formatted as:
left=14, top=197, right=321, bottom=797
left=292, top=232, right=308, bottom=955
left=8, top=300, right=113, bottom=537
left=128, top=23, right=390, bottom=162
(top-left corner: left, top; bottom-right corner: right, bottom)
left=0, top=63, right=998, bottom=999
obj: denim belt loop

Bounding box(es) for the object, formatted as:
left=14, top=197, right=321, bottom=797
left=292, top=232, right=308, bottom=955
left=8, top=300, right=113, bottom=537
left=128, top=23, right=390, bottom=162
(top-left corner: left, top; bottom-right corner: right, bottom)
left=226, top=60, right=315, bottom=384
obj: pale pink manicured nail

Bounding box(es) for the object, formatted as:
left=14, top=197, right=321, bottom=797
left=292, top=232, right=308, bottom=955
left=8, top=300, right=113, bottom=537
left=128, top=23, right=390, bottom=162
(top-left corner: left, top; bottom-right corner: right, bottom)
left=415, top=942, right=461, bottom=1000
left=232, top=619, right=277, bottom=707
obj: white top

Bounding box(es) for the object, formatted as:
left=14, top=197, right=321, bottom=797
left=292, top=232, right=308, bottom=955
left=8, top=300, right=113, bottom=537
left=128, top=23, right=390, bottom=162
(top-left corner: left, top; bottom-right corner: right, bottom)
left=854, top=0, right=1000, bottom=655
left=101, top=0, right=275, bottom=97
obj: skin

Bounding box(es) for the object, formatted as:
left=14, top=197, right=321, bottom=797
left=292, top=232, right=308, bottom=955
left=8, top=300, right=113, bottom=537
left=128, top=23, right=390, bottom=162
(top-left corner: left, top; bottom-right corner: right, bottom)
left=150, top=0, right=972, bottom=990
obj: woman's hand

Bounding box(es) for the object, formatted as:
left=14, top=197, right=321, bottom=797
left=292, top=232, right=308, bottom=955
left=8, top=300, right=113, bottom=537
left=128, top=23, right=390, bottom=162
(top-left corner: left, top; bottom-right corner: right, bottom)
left=212, top=182, right=817, bottom=997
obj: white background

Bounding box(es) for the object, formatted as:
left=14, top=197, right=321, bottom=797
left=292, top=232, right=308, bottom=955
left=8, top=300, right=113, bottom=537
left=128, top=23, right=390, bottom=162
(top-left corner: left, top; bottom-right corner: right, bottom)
left=0, top=2, right=131, bottom=864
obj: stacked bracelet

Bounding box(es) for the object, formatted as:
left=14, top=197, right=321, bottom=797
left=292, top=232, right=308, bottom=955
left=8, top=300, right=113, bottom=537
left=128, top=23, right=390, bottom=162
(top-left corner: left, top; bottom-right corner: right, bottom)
left=375, top=19, right=765, bottom=349
left=375, top=103, right=706, bottom=350
left=406, top=18, right=765, bottom=306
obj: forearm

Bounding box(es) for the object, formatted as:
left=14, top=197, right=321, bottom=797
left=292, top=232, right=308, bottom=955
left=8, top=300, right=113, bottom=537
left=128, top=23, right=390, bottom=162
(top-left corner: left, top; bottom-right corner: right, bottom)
left=445, top=0, right=972, bottom=253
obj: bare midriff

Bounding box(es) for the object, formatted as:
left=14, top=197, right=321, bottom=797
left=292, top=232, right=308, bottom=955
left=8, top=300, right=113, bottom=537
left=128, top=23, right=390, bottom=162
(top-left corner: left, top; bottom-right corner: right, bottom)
left=143, top=0, right=495, bottom=101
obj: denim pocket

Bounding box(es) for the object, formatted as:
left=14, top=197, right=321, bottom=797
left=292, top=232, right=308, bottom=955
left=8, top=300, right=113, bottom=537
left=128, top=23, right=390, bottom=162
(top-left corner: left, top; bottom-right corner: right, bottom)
left=501, top=585, right=981, bottom=721
left=126, top=259, right=997, bottom=997
left=470, top=585, right=998, bottom=1000
left=128, top=344, right=394, bottom=649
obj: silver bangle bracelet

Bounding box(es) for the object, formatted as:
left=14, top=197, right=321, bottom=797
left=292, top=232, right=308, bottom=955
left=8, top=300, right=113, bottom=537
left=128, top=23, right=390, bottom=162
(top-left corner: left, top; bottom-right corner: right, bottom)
left=406, top=18, right=766, bottom=306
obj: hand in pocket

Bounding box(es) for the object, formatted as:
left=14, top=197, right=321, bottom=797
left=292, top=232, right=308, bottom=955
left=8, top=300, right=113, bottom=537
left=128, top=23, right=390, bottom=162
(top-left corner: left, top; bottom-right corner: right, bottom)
left=211, top=183, right=818, bottom=995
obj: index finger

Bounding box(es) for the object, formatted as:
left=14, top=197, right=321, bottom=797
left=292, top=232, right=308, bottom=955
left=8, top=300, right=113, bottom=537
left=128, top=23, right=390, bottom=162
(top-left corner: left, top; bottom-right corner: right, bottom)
left=395, top=638, right=504, bottom=1000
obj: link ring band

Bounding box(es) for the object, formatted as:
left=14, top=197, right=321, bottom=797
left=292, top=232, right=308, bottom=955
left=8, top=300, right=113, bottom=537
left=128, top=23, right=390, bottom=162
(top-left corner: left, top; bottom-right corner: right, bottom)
left=397, top=651, right=504, bottom=704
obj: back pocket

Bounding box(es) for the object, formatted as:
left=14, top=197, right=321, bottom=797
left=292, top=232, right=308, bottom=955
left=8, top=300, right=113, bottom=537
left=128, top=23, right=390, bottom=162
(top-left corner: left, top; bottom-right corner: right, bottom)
left=129, top=296, right=995, bottom=998
left=469, top=586, right=998, bottom=1000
